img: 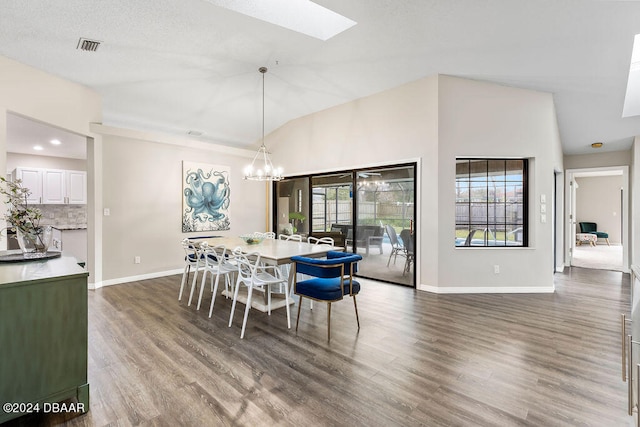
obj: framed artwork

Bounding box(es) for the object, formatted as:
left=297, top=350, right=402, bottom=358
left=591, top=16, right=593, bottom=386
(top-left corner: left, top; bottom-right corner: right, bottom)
left=182, top=161, right=231, bottom=232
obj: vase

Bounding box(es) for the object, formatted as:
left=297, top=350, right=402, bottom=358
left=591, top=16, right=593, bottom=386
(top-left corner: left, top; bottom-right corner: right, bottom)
left=16, top=226, right=53, bottom=258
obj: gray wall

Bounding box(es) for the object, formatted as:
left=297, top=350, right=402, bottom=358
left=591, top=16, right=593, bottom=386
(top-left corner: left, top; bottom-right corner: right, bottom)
left=576, top=175, right=623, bottom=244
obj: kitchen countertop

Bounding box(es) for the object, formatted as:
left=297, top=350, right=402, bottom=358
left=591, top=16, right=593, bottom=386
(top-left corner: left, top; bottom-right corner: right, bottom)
left=0, top=253, right=88, bottom=289
left=51, top=225, right=87, bottom=231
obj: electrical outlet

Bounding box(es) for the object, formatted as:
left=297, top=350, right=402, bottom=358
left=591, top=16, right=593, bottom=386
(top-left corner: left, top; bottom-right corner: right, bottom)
left=104, top=208, right=110, bottom=216
left=134, top=256, right=141, bottom=264
left=494, top=265, right=500, bottom=274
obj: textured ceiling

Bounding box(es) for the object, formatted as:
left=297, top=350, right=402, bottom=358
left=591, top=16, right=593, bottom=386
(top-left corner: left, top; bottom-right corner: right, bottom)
left=2, top=0, right=640, bottom=155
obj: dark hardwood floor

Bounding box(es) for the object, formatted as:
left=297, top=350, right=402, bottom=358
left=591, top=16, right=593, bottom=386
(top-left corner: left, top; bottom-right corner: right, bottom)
left=6, top=267, right=634, bottom=426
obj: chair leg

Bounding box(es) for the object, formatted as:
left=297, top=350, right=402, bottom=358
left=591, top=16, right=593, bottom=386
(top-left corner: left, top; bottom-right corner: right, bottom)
left=353, top=296, right=360, bottom=329
left=295, top=296, right=303, bottom=331
left=208, top=273, right=222, bottom=318
left=267, top=284, right=272, bottom=316
left=187, top=264, right=200, bottom=306
left=228, top=277, right=241, bottom=328
left=197, top=269, right=211, bottom=310
left=240, top=286, right=253, bottom=339
left=327, top=302, right=332, bottom=341
left=178, top=265, right=190, bottom=301
left=283, top=283, right=291, bottom=329
left=606, top=238, right=610, bottom=246
left=310, top=300, right=313, bottom=310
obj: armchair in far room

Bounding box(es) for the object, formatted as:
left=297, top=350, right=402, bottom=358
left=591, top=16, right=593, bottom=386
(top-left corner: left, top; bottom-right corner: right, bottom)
left=578, top=222, right=610, bottom=246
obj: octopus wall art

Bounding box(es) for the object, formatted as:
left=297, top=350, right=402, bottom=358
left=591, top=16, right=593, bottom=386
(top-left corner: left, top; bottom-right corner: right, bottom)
left=182, top=161, right=231, bottom=232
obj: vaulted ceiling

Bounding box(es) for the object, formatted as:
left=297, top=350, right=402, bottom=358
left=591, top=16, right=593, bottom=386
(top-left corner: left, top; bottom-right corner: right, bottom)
left=2, top=0, right=640, bottom=155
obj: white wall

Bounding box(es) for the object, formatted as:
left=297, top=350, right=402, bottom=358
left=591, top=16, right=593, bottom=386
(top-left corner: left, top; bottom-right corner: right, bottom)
left=269, top=75, right=439, bottom=289
left=437, top=76, right=563, bottom=291
left=97, top=126, right=266, bottom=283
left=7, top=152, right=87, bottom=172
left=564, top=150, right=632, bottom=170
left=0, top=55, right=102, bottom=283
left=575, top=176, right=623, bottom=244
left=270, top=74, right=564, bottom=292
left=633, top=139, right=640, bottom=270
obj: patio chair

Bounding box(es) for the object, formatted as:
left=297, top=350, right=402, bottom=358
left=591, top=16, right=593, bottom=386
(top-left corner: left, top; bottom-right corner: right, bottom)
left=385, top=224, right=405, bottom=266
left=399, top=229, right=414, bottom=276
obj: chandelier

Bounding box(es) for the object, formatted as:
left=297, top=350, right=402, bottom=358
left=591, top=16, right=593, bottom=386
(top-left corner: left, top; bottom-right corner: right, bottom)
left=244, top=67, right=283, bottom=181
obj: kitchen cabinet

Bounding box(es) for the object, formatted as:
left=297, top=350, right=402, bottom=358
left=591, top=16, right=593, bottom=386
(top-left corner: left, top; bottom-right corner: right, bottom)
left=0, top=256, right=89, bottom=424
left=66, top=170, right=87, bottom=204
left=42, top=169, right=65, bottom=204
left=62, top=228, right=87, bottom=264
left=12, top=167, right=86, bottom=205
left=11, top=167, right=42, bottom=204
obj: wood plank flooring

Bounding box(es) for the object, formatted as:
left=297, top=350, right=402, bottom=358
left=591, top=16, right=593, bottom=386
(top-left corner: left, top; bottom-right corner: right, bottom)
left=6, top=267, right=634, bottom=426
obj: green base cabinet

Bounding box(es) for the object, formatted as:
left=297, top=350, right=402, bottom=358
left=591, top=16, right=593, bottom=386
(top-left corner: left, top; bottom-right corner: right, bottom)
left=0, top=256, right=89, bottom=424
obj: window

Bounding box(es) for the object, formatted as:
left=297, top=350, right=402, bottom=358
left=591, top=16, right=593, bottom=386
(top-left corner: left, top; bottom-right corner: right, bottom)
left=455, top=158, right=527, bottom=247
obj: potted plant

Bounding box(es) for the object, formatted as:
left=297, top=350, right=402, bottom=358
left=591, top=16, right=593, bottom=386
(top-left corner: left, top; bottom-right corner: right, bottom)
left=288, top=211, right=306, bottom=233
left=0, top=177, right=52, bottom=258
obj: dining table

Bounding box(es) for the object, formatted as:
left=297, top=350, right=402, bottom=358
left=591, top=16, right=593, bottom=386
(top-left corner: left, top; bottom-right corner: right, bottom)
left=203, top=236, right=341, bottom=312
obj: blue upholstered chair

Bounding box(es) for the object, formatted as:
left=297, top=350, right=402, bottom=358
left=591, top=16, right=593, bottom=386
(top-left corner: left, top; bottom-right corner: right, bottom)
left=579, top=222, right=610, bottom=246
left=291, top=251, right=363, bottom=341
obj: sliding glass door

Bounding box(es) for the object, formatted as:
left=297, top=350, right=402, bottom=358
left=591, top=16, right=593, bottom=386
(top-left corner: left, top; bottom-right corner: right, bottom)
left=354, top=165, right=415, bottom=286
left=273, top=163, right=416, bottom=287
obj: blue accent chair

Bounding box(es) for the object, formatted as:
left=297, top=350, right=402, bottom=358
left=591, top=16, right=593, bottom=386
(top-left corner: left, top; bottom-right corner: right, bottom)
left=291, top=251, right=363, bottom=341
left=579, top=222, right=610, bottom=246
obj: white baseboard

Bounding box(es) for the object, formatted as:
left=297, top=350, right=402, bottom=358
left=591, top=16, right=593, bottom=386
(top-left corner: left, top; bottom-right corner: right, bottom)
left=418, top=284, right=555, bottom=294
left=92, top=268, right=182, bottom=289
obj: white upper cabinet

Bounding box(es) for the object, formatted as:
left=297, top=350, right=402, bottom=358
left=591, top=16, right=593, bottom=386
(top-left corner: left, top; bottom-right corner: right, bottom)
left=66, top=170, right=87, bottom=204
left=42, top=169, right=66, bottom=204
left=13, top=167, right=87, bottom=205
left=12, top=167, right=43, bottom=204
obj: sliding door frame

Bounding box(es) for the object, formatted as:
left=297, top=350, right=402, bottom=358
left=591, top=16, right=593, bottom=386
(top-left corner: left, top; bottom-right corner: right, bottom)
left=272, top=161, right=418, bottom=287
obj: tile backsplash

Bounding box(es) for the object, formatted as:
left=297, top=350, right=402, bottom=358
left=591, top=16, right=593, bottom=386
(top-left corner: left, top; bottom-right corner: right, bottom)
left=37, top=204, right=87, bottom=228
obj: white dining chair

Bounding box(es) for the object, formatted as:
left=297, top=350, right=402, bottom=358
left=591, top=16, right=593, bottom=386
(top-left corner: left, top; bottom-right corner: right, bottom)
left=263, top=231, right=276, bottom=239
left=307, top=236, right=335, bottom=246
left=196, top=242, right=238, bottom=317
left=179, top=238, right=204, bottom=302
left=279, top=234, right=302, bottom=242
left=228, top=249, right=291, bottom=339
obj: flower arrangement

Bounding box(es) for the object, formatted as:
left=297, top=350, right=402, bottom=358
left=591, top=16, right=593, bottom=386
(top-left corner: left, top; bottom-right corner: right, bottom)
left=288, top=211, right=306, bottom=233
left=0, top=177, right=44, bottom=245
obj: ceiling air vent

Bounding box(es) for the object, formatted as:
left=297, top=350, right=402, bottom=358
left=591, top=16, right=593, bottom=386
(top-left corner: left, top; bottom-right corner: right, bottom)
left=76, top=38, right=101, bottom=52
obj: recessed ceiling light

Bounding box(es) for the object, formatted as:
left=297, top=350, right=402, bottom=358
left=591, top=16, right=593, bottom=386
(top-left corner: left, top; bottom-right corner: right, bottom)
left=50, top=139, right=61, bottom=145
left=33, top=145, right=44, bottom=151
left=591, top=142, right=603, bottom=148
left=206, top=0, right=356, bottom=41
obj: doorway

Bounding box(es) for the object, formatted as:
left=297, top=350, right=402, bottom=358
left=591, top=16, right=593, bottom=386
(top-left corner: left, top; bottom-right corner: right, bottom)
left=565, top=167, right=628, bottom=272
left=5, top=113, right=89, bottom=263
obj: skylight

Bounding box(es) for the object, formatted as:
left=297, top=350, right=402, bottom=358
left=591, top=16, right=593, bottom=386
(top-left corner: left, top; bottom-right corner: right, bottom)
left=205, top=0, right=356, bottom=41
left=623, top=34, right=640, bottom=117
